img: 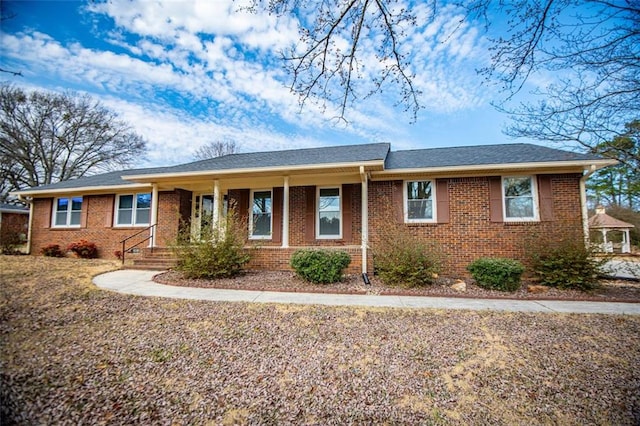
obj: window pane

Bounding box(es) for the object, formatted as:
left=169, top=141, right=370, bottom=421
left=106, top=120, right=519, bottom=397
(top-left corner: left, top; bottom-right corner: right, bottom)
left=57, top=198, right=69, bottom=211
left=253, top=214, right=271, bottom=236
left=137, top=193, right=151, bottom=209
left=408, top=199, right=433, bottom=220
left=118, top=210, right=132, bottom=225
left=119, top=195, right=133, bottom=209
left=407, top=181, right=432, bottom=200
left=319, top=188, right=339, bottom=212
left=319, top=212, right=340, bottom=235
left=506, top=197, right=534, bottom=218
left=55, top=211, right=67, bottom=226
left=71, top=197, right=83, bottom=211
left=252, top=191, right=272, bottom=214
left=70, top=211, right=81, bottom=226
left=135, top=208, right=150, bottom=225
left=504, top=177, right=532, bottom=197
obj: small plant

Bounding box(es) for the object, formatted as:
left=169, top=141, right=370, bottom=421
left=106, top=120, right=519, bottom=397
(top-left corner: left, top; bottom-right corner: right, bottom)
left=114, top=250, right=123, bottom=260
left=0, top=229, right=24, bottom=255
left=173, top=210, right=251, bottom=279
left=41, top=244, right=65, bottom=257
left=527, top=232, right=605, bottom=291
left=467, top=257, right=525, bottom=292
left=290, top=249, right=351, bottom=284
left=67, top=239, right=98, bottom=258
left=371, top=199, right=442, bottom=288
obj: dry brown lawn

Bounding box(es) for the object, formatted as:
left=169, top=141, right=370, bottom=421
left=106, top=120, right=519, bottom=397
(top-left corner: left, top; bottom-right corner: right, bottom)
left=1, top=256, right=639, bottom=425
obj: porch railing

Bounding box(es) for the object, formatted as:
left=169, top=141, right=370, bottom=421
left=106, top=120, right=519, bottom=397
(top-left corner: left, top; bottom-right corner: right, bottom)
left=119, top=224, right=156, bottom=265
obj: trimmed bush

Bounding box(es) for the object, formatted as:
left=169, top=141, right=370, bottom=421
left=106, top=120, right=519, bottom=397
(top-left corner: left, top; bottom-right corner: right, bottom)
left=67, top=239, right=98, bottom=258
left=467, top=257, right=525, bottom=292
left=41, top=244, right=65, bottom=257
left=173, top=211, right=251, bottom=279
left=528, top=233, right=605, bottom=291
left=290, top=249, right=351, bottom=284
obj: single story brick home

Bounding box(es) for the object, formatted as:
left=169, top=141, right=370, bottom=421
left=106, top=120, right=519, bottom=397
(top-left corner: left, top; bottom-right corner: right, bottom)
left=13, top=142, right=614, bottom=275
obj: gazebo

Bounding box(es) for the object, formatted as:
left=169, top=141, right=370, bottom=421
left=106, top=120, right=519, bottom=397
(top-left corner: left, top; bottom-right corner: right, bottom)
left=588, top=206, right=635, bottom=253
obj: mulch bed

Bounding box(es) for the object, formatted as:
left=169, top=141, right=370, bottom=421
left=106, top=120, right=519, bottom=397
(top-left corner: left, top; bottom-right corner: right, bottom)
left=154, top=270, right=640, bottom=303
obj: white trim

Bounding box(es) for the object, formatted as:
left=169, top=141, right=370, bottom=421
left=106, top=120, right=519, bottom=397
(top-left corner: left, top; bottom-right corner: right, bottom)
left=14, top=183, right=152, bottom=197
left=114, top=193, right=152, bottom=227
left=249, top=189, right=273, bottom=240
left=403, top=180, right=437, bottom=223
left=316, top=186, right=342, bottom=239
left=121, top=160, right=386, bottom=182
left=360, top=166, right=368, bottom=273
left=51, top=196, right=83, bottom=228
left=282, top=177, right=290, bottom=248
left=501, top=176, right=540, bottom=222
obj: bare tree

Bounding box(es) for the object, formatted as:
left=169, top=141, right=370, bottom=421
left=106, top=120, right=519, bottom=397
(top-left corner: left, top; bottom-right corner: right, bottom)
left=193, top=140, right=237, bottom=160
left=477, top=1, right=640, bottom=157
left=252, top=0, right=638, bottom=161
left=0, top=84, right=147, bottom=200
left=250, top=0, right=423, bottom=123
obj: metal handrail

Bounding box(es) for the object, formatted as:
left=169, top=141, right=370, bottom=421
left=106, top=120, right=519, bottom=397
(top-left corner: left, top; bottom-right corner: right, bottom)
left=119, top=224, right=156, bottom=264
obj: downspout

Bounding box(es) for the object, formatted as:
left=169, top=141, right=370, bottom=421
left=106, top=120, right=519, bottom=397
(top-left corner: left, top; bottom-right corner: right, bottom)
left=150, top=183, right=159, bottom=247
left=17, top=194, right=34, bottom=255
left=360, top=166, right=369, bottom=275
left=580, top=165, right=597, bottom=246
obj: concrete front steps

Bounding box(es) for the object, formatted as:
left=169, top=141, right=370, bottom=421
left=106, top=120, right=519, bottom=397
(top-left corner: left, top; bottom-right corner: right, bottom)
left=126, top=247, right=177, bottom=271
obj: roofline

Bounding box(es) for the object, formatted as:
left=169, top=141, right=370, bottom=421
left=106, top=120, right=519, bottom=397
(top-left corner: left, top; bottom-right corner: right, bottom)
left=0, top=208, right=29, bottom=214
left=375, top=159, right=616, bottom=176
left=122, top=159, right=387, bottom=181
left=11, top=183, right=152, bottom=198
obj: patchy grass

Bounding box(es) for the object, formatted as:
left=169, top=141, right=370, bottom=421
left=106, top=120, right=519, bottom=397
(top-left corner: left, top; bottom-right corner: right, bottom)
left=1, top=256, right=639, bottom=424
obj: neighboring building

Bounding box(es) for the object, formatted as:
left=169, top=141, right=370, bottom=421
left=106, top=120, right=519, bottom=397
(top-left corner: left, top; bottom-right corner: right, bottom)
left=588, top=206, right=635, bottom=254
left=0, top=202, right=29, bottom=249
left=13, top=143, right=614, bottom=275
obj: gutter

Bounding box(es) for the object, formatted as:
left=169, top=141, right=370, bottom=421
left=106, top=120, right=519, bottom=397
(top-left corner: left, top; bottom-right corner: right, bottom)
left=17, top=195, right=34, bottom=255
left=580, top=165, right=597, bottom=245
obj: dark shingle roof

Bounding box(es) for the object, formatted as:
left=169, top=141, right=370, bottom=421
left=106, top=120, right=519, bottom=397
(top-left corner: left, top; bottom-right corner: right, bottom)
left=157, top=142, right=391, bottom=174
left=385, top=143, right=602, bottom=169
left=22, top=167, right=170, bottom=191
left=0, top=202, right=29, bottom=212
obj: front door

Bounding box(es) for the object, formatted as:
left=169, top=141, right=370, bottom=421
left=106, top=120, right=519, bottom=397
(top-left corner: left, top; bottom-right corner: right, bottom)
left=192, top=194, right=214, bottom=240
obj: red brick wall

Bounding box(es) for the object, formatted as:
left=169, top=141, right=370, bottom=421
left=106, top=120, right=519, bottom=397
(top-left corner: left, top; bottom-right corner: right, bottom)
left=368, top=174, right=584, bottom=276
left=27, top=174, right=584, bottom=278
left=0, top=212, right=28, bottom=237
left=30, top=190, right=190, bottom=258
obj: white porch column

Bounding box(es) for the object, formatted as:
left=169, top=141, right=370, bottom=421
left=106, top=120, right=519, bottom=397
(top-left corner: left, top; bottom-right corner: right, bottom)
left=360, top=166, right=368, bottom=274
left=623, top=229, right=631, bottom=253
left=282, top=176, right=290, bottom=248
left=213, top=180, right=221, bottom=228
left=150, top=183, right=159, bottom=247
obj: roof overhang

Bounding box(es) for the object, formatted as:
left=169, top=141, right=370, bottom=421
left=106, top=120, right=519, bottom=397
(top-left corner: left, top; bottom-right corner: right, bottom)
left=371, top=159, right=616, bottom=180
left=122, top=160, right=386, bottom=184
left=11, top=183, right=153, bottom=198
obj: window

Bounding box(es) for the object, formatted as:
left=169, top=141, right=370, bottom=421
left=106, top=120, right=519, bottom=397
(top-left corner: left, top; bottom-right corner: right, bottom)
left=250, top=190, right=272, bottom=239
left=405, top=180, right=435, bottom=222
left=317, top=187, right=341, bottom=238
left=53, top=196, right=82, bottom=227
left=502, top=176, right=538, bottom=221
left=116, top=193, right=151, bottom=226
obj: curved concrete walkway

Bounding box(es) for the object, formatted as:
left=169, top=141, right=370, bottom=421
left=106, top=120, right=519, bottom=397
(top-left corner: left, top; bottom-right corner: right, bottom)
left=93, top=269, right=640, bottom=315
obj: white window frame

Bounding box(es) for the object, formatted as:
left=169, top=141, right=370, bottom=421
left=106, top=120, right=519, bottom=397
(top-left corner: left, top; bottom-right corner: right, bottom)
left=249, top=189, right=273, bottom=240
left=502, top=176, right=539, bottom=222
left=316, top=186, right=342, bottom=239
left=404, top=180, right=437, bottom=223
left=114, top=193, right=152, bottom=227
left=52, top=196, right=83, bottom=228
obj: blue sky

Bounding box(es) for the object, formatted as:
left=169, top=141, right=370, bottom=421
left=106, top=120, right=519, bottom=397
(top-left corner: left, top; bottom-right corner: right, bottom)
left=1, top=0, right=534, bottom=167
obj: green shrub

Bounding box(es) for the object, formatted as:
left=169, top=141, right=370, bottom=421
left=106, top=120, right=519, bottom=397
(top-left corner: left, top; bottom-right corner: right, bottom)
left=41, top=244, right=65, bottom=257
left=467, top=257, right=525, bottom=292
left=528, top=234, right=605, bottom=291
left=67, top=239, right=98, bottom=258
left=173, top=211, right=251, bottom=279
left=290, top=249, right=351, bottom=284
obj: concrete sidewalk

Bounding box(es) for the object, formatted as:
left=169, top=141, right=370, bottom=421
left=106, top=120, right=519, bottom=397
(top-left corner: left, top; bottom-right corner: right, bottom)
left=93, top=269, right=640, bottom=315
